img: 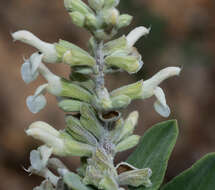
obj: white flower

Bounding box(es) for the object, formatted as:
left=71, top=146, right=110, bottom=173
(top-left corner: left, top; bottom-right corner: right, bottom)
left=142, top=67, right=181, bottom=117
left=126, top=26, right=151, bottom=47
left=12, top=30, right=59, bottom=63
left=26, top=121, right=94, bottom=157
left=26, top=121, right=66, bottom=156
left=30, top=145, right=52, bottom=171
left=25, top=61, right=62, bottom=113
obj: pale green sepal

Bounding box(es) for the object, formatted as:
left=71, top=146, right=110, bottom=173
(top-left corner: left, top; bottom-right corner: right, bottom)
left=83, top=148, right=116, bottom=187
left=111, top=95, right=131, bottom=109
left=98, top=175, right=119, bottom=190
left=88, top=0, right=104, bottom=11
left=72, top=80, right=96, bottom=94
left=60, top=79, right=93, bottom=103
left=116, top=14, right=133, bottom=29
left=94, top=29, right=110, bottom=41
left=83, top=165, right=102, bottom=187
left=118, top=167, right=152, bottom=187
left=109, top=118, right=124, bottom=143
left=60, top=132, right=94, bottom=157
left=58, top=99, right=85, bottom=112
left=72, top=66, right=94, bottom=75
left=116, top=111, right=139, bottom=143
left=103, top=36, right=127, bottom=55
left=111, top=80, right=143, bottom=100
left=105, top=54, right=142, bottom=74
left=69, top=11, right=85, bottom=27
left=63, top=171, right=94, bottom=190
left=65, top=115, right=98, bottom=146
left=55, top=39, right=89, bottom=61
left=64, top=0, right=93, bottom=15
left=115, top=135, right=140, bottom=152
left=80, top=104, right=104, bottom=139
left=63, top=49, right=96, bottom=67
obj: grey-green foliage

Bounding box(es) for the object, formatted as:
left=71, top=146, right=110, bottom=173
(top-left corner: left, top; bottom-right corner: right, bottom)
left=11, top=0, right=215, bottom=190
left=161, top=153, right=215, bottom=190
left=127, top=120, right=178, bottom=190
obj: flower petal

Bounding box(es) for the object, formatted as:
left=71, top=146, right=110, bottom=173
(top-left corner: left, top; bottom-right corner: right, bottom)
left=21, top=59, right=39, bottom=84
left=126, top=26, right=150, bottom=47
left=30, top=150, right=43, bottom=171
left=30, top=52, right=43, bottom=74
left=26, top=94, right=47, bottom=114
left=153, top=87, right=170, bottom=117
left=38, top=145, right=53, bottom=167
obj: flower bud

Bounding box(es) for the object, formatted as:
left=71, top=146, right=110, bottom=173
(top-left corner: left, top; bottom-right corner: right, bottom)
left=69, top=11, right=85, bottom=27
left=88, top=0, right=104, bottom=11
left=115, top=135, right=140, bottom=152
left=12, top=30, right=59, bottom=63
left=116, top=14, right=133, bottom=29
left=104, top=0, right=120, bottom=8
left=64, top=0, right=93, bottom=15
left=85, top=13, right=99, bottom=29
left=126, top=26, right=151, bottom=47
left=118, top=167, right=152, bottom=187
left=102, top=8, right=119, bottom=26
left=94, top=29, right=115, bottom=40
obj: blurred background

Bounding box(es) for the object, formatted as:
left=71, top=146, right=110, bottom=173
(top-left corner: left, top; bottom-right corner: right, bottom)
left=1, top=0, right=215, bottom=189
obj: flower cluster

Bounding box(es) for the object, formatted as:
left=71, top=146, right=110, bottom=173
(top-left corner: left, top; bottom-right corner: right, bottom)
left=13, top=0, right=181, bottom=190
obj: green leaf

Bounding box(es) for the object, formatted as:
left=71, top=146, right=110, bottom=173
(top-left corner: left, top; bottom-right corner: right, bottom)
left=161, top=153, right=215, bottom=190
left=127, top=120, right=178, bottom=190
left=63, top=172, right=94, bottom=190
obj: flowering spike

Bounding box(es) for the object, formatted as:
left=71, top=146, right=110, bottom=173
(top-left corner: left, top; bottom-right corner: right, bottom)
left=14, top=1, right=182, bottom=189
